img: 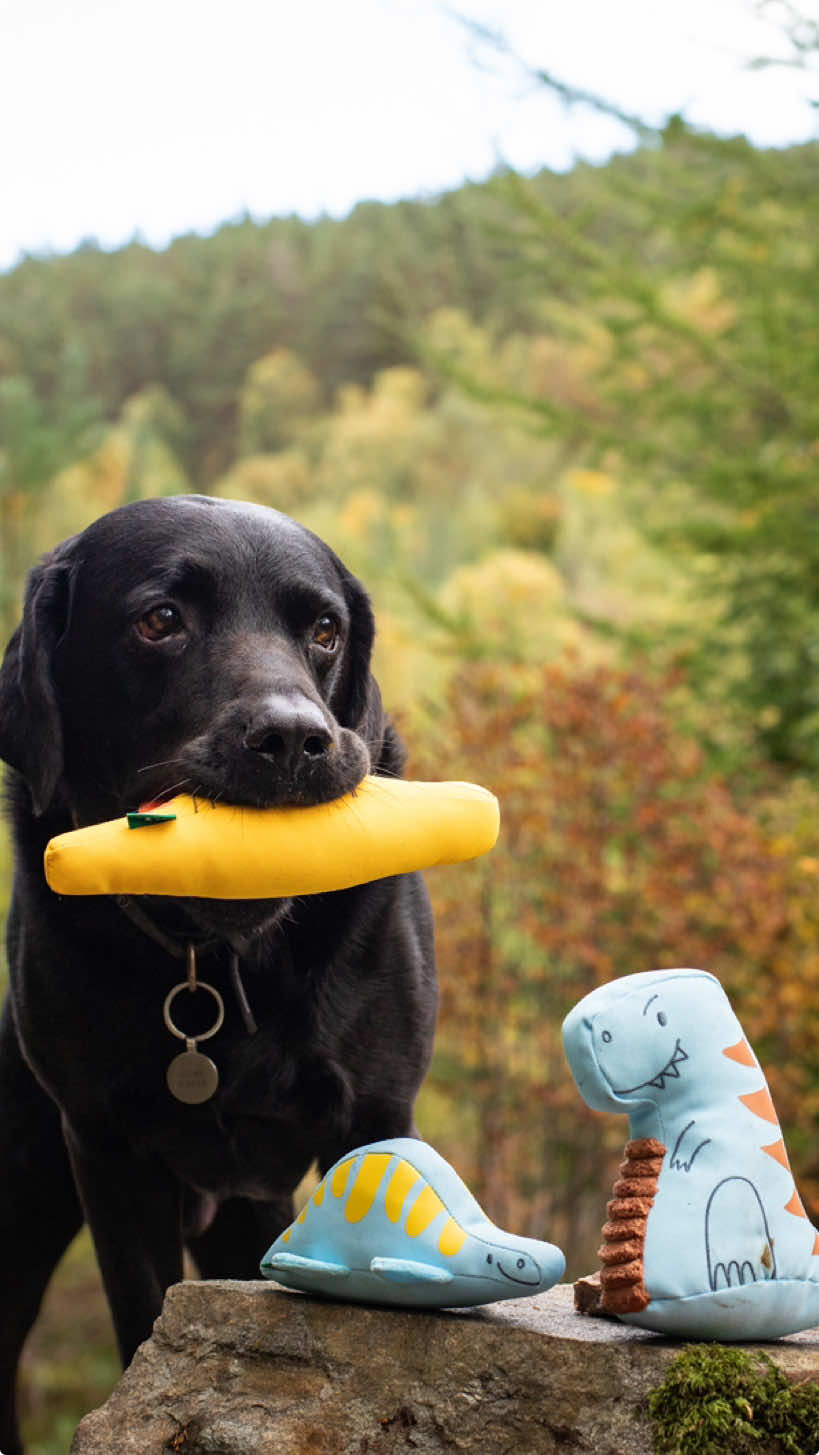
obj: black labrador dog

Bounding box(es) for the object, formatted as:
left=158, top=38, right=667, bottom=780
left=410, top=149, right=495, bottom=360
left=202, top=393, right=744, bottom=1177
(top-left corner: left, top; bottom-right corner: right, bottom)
left=0, top=495, right=437, bottom=1455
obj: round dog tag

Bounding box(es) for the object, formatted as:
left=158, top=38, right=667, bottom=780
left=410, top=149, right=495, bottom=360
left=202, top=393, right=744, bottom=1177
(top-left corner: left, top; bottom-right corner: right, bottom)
left=167, top=1049, right=219, bottom=1104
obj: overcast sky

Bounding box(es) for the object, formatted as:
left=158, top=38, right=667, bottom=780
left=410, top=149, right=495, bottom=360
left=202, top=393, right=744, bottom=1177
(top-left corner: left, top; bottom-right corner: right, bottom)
left=1, top=0, right=816, bottom=272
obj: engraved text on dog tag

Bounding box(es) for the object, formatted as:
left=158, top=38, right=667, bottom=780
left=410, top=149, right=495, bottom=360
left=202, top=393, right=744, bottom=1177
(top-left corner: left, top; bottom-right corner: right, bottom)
left=167, top=1048, right=219, bottom=1104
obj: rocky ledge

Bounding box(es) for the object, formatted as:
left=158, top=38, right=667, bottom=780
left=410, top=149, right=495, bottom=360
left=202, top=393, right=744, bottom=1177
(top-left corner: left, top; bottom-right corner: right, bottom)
left=70, top=1281, right=819, bottom=1455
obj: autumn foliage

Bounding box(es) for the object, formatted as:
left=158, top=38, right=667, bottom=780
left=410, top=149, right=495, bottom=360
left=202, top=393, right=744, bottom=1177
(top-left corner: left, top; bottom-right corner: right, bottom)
left=2, top=117, right=819, bottom=1446
left=412, top=658, right=819, bottom=1275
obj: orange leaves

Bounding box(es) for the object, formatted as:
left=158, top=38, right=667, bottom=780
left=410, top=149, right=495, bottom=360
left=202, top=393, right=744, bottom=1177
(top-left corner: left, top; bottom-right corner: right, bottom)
left=413, top=655, right=819, bottom=1269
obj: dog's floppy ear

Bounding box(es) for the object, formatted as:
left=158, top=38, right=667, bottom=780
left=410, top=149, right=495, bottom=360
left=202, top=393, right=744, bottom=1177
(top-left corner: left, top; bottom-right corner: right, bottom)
left=335, top=568, right=391, bottom=761
left=0, top=554, right=74, bottom=816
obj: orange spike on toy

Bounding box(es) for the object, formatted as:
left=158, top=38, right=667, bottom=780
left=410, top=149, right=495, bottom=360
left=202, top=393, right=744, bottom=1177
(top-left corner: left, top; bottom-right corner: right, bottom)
left=739, top=1087, right=779, bottom=1125
left=723, top=1038, right=756, bottom=1068
left=762, top=1139, right=791, bottom=1172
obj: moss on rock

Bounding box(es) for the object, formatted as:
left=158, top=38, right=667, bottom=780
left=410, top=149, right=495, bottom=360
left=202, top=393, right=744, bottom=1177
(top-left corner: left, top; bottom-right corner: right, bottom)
left=648, top=1343, right=819, bottom=1455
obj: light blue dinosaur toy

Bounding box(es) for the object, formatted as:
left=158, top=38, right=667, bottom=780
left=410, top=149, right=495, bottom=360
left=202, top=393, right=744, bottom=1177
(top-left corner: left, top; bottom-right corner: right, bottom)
left=563, top=968, right=819, bottom=1340
left=260, top=1138, right=565, bottom=1308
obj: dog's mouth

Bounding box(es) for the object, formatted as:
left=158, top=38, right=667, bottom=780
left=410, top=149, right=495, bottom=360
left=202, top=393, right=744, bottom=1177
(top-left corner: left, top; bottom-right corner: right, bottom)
left=113, top=728, right=372, bottom=943
left=120, top=736, right=373, bottom=942
left=139, top=785, right=191, bottom=811
left=133, top=729, right=371, bottom=816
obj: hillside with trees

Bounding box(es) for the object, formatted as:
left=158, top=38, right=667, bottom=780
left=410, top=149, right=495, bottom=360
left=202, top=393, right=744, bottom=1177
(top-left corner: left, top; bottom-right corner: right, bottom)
left=2, top=121, right=819, bottom=1450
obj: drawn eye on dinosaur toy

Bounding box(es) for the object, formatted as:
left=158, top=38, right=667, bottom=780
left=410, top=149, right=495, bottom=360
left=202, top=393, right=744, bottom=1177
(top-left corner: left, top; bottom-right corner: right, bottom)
left=563, top=968, right=819, bottom=1341
left=260, top=1138, right=565, bottom=1308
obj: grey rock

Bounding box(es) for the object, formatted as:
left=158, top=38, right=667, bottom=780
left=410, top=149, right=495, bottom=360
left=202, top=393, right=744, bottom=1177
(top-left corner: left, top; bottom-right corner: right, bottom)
left=70, top=1280, right=819, bottom=1455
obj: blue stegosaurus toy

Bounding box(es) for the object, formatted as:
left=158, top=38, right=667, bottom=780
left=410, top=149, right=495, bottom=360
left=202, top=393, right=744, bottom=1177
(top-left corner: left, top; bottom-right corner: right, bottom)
left=261, top=1138, right=565, bottom=1308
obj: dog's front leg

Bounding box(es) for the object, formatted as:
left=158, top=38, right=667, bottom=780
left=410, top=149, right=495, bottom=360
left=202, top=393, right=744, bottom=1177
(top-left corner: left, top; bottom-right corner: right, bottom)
left=62, top=1116, right=184, bottom=1366
left=0, top=1003, right=85, bottom=1455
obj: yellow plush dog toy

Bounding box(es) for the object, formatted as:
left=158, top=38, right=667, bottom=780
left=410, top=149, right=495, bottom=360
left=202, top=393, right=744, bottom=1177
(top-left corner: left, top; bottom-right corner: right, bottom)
left=44, top=777, right=500, bottom=899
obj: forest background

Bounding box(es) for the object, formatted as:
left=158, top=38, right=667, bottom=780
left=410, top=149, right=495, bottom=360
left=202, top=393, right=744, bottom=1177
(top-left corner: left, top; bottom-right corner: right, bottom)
left=1, top=37, right=819, bottom=1449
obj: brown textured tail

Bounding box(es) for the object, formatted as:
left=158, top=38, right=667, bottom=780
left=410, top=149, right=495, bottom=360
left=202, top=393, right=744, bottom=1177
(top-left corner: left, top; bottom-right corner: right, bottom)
left=597, top=1137, right=666, bottom=1315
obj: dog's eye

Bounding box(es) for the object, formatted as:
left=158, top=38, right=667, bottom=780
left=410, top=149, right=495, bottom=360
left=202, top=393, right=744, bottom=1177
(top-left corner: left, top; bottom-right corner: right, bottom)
left=311, top=615, right=340, bottom=652
left=136, top=605, right=184, bottom=642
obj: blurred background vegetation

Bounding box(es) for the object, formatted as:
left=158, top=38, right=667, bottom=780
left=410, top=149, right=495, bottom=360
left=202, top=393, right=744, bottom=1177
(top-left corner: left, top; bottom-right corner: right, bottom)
left=2, top=41, right=819, bottom=1448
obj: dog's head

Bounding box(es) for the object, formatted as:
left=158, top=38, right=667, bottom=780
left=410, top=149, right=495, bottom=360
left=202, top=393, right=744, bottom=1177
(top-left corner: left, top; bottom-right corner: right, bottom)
left=0, top=496, right=395, bottom=830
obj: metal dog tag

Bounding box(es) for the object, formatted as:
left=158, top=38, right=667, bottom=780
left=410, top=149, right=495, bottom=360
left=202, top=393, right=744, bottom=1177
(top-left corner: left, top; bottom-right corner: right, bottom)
left=167, top=1048, right=219, bottom=1104
left=163, top=951, right=224, bottom=1104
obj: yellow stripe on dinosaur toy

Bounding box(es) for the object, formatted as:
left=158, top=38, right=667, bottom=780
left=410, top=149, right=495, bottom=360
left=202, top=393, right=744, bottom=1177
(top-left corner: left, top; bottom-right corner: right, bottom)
left=43, top=776, right=500, bottom=899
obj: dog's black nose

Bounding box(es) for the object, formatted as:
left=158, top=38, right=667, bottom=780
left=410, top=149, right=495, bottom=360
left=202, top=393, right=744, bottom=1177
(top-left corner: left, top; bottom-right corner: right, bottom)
left=244, top=696, right=334, bottom=772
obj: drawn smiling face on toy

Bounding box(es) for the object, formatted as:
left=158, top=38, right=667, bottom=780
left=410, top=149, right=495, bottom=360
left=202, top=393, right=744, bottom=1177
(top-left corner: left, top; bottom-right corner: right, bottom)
left=487, top=1248, right=543, bottom=1287
left=562, top=969, right=725, bottom=1116
left=592, top=986, right=689, bottom=1106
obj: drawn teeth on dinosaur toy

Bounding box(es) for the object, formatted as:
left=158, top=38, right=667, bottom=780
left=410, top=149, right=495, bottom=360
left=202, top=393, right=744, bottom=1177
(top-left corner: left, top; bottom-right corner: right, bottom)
left=613, top=1040, right=688, bottom=1095
left=260, top=1138, right=565, bottom=1308
left=563, top=968, right=819, bottom=1340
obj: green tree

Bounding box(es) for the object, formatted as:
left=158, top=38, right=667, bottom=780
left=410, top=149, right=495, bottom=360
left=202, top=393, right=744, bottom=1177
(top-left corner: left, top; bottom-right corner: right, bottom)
left=0, top=348, right=100, bottom=631
left=237, top=348, right=320, bottom=455
left=414, top=8, right=819, bottom=770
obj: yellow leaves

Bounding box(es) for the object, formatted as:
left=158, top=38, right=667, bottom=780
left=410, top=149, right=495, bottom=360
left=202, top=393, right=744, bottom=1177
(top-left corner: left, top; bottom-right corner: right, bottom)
left=336, top=383, right=367, bottom=415
left=371, top=610, right=450, bottom=732
left=567, top=468, right=616, bottom=497
left=778, top=978, right=814, bottom=1013
left=330, top=367, right=426, bottom=449
left=757, top=705, right=782, bottom=730
left=372, top=367, right=428, bottom=412
left=496, top=487, right=561, bottom=553
left=55, top=431, right=130, bottom=515
left=315, top=367, right=428, bottom=501
left=334, top=490, right=420, bottom=556
left=514, top=332, right=600, bottom=413
left=661, top=268, right=737, bottom=337
left=422, top=308, right=493, bottom=374
left=339, top=488, right=384, bottom=539
left=214, top=450, right=311, bottom=512
left=622, top=362, right=650, bottom=390
left=603, top=843, right=629, bottom=895
left=38, top=399, right=190, bottom=553
left=0, top=488, right=26, bottom=521
left=443, top=548, right=564, bottom=610
left=455, top=551, right=563, bottom=619
left=438, top=549, right=585, bottom=664
left=238, top=348, right=320, bottom=454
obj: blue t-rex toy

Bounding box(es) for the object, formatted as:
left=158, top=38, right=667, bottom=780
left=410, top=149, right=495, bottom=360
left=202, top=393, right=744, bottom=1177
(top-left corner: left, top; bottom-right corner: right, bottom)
left=563, top=967, right=819, bottom=1339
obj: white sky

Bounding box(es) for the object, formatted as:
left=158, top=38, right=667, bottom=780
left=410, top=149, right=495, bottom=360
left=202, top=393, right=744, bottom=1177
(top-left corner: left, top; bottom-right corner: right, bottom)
left=0, top=0, right=816, bottom=272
